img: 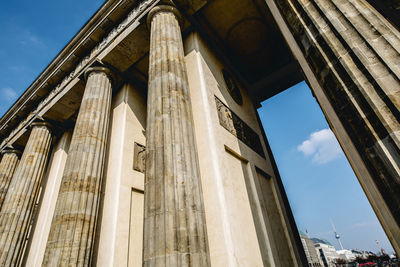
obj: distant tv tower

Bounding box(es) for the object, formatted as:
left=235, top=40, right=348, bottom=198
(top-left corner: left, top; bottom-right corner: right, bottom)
left=375, top=240, right=387, bottom=255
left=330, top=219, right=344, bottom=250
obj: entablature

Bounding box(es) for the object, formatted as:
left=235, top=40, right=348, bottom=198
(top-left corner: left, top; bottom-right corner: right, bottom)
left=0, top=0, right=160, bottom=151
left=0, top=0, right=302, bottom=151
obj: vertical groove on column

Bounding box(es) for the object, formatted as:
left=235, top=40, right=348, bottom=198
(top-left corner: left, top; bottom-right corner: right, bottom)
left=0, top=124, right=52, bottom=266
left=342, top=0, right=400, bottom=77
left=299, top=0, right=399, bottom=133
left=314, top=0, right=400, bottom=116
left=296, top=0, right=400, bottom=209
left=43, top=69, right=112, bottom=267
left=275, top=0, right=400, bottom=252
left=144, top=9, right=157, bottom=264
left=144, top=6, right=210, bottom=266
left=0, top=152, right=19, bottom=211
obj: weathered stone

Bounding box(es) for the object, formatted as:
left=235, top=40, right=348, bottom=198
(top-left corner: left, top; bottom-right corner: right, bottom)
left=95, top=82, right=147, bottom=267
left=0, top=122, right=52, bottom=266
left=24, top=130, right=72, bottom=267
left=43, top=67, right=113, bottom=266
left=0, top=150, right=20, bottom=211
left=133, top=142, right=146, bottom=173
left=215, top=96, right=265, bottom=158
left=143, top=4, right=210, bottom=266
left=270, top=0, right=400, bottom=254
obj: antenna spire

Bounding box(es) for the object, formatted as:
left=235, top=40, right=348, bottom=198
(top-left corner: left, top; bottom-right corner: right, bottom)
left=330, top=219, right=344, bottom=250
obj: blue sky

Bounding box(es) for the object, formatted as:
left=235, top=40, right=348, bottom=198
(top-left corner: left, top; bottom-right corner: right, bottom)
left=0, top=0, right=106, bottom=115
left=0, top=0, right=394, bottom=255
left=258, top=82, right=393, bottom=253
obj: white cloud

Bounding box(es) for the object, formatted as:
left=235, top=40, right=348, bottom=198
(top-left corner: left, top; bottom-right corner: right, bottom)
left=351, top=221, right=377, bottom=229
left=19, top=30, right=44, bottom=48
left=297, top=128, right=342, bottom=164
left=1, top=88, right=18, bottom=102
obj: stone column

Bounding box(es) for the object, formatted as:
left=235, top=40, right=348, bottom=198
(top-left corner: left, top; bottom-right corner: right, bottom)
left=0, top=122, right=52, bottom=266
left=268, top=0, right=400, bottom=253
left=25, top=130, right=72, bottom=267
left=0, top=149, right=20, bottom=210
left=144, top=4, right=210, bottom=266
left=43, top=66, right=113, bottom=266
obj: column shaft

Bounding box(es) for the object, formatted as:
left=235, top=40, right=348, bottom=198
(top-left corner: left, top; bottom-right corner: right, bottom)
left=0, top=151, right=20, bottom=210
left=144, top=5, right=210, bottom=266
left=43, top=68, right=112, bottom=266
left=271, top=0, right=400, bottom=253
left=25, top=130, right=72, bottom=267
left=0, top=123, right=52, bottom=266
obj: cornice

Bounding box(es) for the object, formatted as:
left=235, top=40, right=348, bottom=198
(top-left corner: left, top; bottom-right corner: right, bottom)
left=0, top=0, right=159, bottom=151
left=0, top=0, right=123, bottom=131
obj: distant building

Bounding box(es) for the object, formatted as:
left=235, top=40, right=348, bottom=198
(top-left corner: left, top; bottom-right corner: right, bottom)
left=351, top=249, right=376, bottom=260
left=299, top=231, right=323, bottom=266
left=312, top=238, right=339, bottom=267
left=337, top=249, right=357, bottom=262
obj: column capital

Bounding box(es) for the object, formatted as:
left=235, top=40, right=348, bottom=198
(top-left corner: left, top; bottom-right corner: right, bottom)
left=1, top=149, right=21, bottom=157
left=84, top=66, right=115, bottom=85
left=30, top=121, right=53, bottom=131
left=147, top=4, right=183, bottom=27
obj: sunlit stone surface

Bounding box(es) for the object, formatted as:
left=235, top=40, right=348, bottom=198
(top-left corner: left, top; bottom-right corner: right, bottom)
left=0, top=122, right=52, bottom=266
left=143, top=4, right=210, bottom=266
left=43, top=67, right=113, bottom=266
left=0, top=150, right=20, bottom=211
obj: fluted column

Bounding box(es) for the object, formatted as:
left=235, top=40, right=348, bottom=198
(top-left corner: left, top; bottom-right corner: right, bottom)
left=0, top=149, right=20, bottom=210
left=43, top=66, right=113, bottom=266
left=270, top=0, right=400, bottom=253
left=144, top=4, right=210, bottom=266
left=0, top=122, right=52, bottom=266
